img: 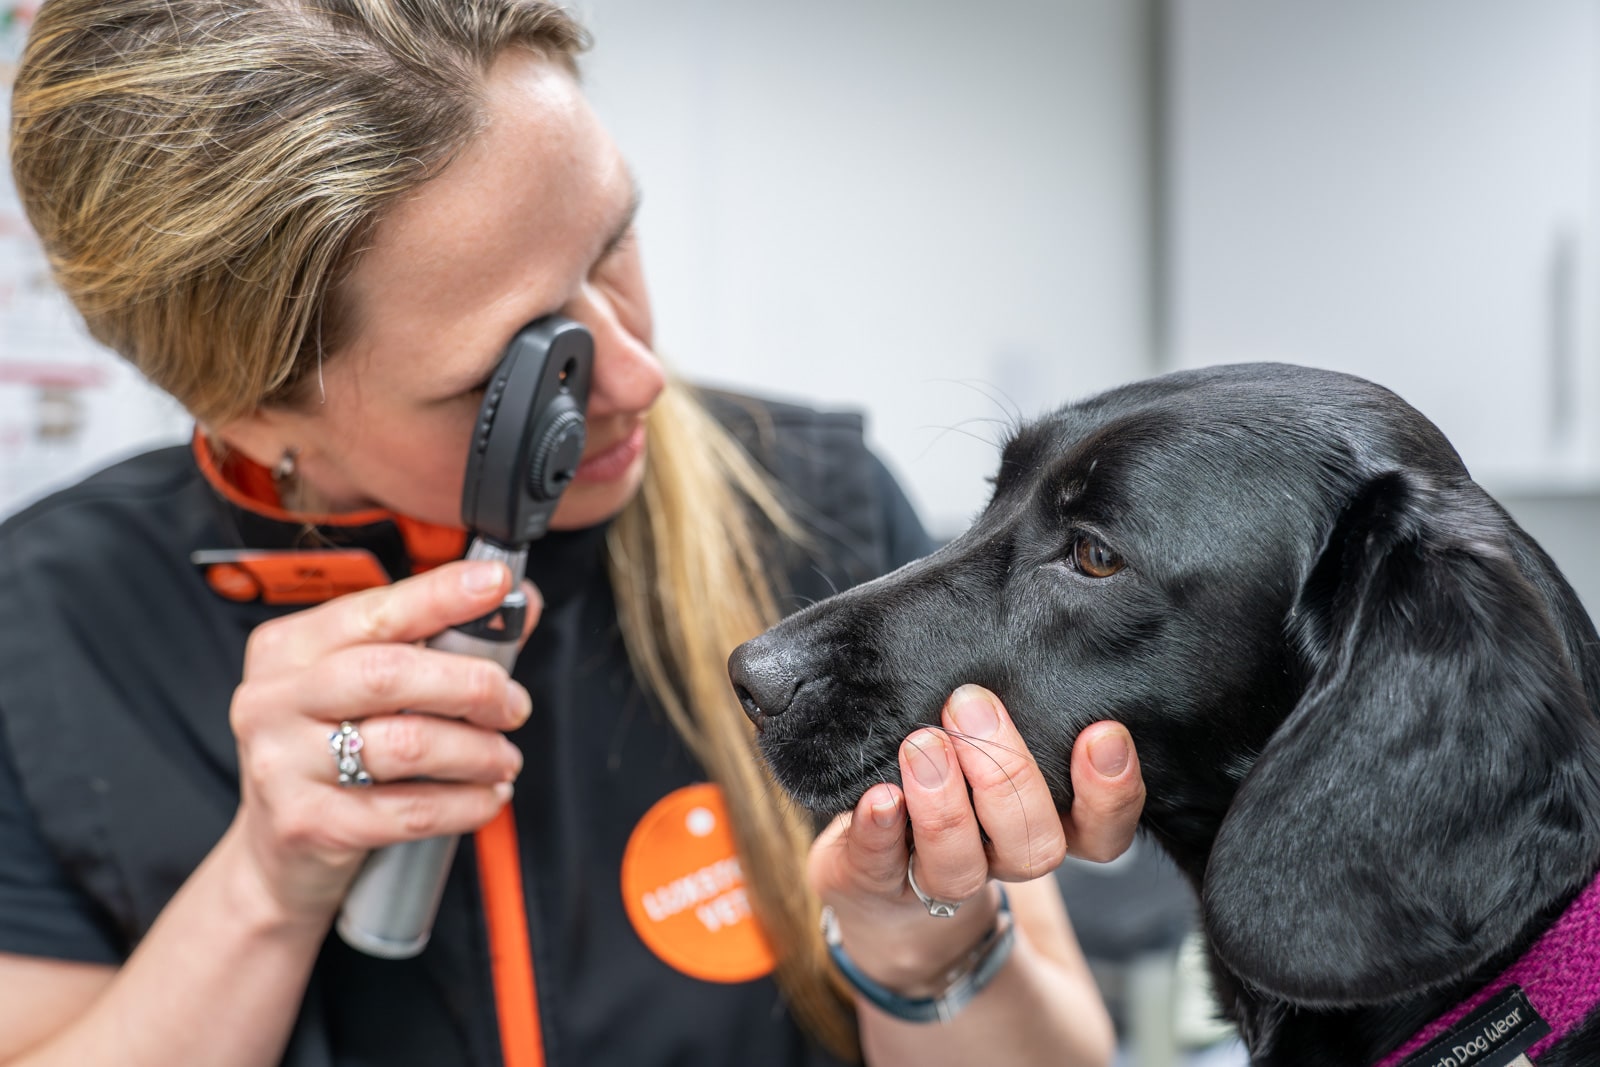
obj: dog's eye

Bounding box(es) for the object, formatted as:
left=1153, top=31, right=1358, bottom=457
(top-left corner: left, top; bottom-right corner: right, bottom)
left=1073, top=535, right=1124, bottom=578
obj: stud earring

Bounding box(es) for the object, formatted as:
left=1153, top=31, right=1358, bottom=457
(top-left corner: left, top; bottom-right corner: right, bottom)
left=272, top=446, right=299, bottom=483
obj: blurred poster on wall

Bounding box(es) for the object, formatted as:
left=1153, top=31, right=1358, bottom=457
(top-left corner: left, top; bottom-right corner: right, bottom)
left=2, top=2, right=188, bottom=518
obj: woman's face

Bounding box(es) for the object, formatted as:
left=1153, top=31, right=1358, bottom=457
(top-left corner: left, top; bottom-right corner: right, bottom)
left=232, top=49, right=665, bottom=531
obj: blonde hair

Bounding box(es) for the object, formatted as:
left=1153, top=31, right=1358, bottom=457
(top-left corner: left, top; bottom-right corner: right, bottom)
left=10, top=0, right=855, bottom=1057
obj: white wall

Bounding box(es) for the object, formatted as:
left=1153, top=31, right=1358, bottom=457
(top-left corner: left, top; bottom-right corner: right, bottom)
left=577, top=0, right=1156, bottom=536
left=1165, top=0, right=1600, bottom=494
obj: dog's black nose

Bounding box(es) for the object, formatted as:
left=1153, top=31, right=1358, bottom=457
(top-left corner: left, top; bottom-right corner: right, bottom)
left=727, top=640, right=802, bottom=728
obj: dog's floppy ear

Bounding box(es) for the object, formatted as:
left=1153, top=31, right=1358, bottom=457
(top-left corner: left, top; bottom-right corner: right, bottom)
left=1202, top=471, right=1600, bottom=1006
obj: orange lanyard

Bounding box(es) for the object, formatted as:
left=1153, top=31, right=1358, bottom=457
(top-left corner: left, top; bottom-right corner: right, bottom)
left=474, top=806, right=545, bottom=1067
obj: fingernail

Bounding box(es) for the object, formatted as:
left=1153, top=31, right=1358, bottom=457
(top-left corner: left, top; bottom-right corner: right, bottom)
left=506, top=680, right=531, bottom=724
left=907, top=732, right=949, bottom=788
left=494, top=781, right=515, bottom=802
left=869, top=787, right=902, bottom=829
left=502, top=738, right=524, bottom=775
left=948, top=685, right=999, bottom=739
left=1088, top=729, right=1130, bottom=778
left=462, top=562, right=506, bottom=594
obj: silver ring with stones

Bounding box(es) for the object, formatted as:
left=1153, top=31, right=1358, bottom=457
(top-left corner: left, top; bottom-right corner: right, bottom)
left=906, top=848, right=963, bottom=919
left=329, top=720, right=374, bottom=788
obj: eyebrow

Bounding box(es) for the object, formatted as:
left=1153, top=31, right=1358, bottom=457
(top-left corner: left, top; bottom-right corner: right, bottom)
left=596, top=175, right=641, bottom=264
left=439, top=178, right=643, bottom=400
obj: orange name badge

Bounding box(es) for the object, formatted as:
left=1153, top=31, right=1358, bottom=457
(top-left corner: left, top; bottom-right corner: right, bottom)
left=620, top=783, right=777, bottom=984
left=192, top=549, right=392, bottom=605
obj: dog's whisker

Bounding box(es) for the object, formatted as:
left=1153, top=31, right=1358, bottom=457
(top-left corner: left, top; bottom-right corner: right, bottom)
left=931, top=413, right=1016, bottom=433
left=929, top=725, right=1039, bottom=878
left=809, top=565, right=840, bottom=598
left=931, top=727, right=1025, bottom=785
left=930, top=728, right=1029, bottom=762
left=922, top=376, right=1027, bottom=431
left=914, top=422, right=1005, bottom=460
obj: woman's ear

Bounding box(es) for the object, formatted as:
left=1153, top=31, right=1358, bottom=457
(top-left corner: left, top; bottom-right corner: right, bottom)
left=1201, top=472, right=1600, bottom=1006
left=207, top=407, right=297, bottom=473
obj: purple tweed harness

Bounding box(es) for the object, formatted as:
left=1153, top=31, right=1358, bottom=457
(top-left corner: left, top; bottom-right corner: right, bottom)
left=1372, top=870, right=1600, bottom=1067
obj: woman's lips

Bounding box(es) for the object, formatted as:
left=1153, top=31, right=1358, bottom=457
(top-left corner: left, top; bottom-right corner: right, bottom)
left=573, top=422, right=646, bottom=484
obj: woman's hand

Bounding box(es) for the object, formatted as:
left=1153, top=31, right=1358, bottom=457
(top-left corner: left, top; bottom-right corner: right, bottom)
left=807, top=684, right=1144, bottom=995
left=226, top=559, right=534, bottom=927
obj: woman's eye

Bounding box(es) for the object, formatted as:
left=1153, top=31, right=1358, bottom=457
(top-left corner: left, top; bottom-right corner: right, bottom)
left=1072, top=534, right=1124, bottom=578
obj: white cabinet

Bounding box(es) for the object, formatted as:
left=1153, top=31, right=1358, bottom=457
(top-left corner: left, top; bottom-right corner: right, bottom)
left=1166, top=0, right=1600, bottom=491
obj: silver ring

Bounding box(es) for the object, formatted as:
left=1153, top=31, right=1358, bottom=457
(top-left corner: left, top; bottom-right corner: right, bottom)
left=906, top=848, right=963, bottom=919
left=329, top=720, right=373, bottom=787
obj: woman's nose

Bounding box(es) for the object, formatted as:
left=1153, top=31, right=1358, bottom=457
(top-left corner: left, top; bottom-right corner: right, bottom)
left=568, top=282, right=665, bottom=418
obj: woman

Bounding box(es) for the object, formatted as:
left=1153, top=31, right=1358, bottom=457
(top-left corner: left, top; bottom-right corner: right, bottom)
left=0, top=1, right=1146, bottom=1064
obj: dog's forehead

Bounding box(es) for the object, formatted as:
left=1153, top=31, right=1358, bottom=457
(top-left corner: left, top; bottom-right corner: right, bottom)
left=1049, top=410, right=1327, bottom=544
left=1016, top=387, right=1330, bottom=499
left=995, top=363, right=1462, bottom=544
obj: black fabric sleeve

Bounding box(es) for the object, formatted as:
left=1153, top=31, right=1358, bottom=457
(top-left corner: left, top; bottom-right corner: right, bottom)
left=866, top=451, right=937, bottom=567
left=0, top=708, right=124, bottom=964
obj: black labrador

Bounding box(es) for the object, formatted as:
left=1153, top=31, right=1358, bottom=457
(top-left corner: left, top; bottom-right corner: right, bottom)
left=728, top=363, right=1600, bottom=1066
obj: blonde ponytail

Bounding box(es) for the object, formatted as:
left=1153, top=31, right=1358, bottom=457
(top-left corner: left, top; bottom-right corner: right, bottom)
left=610, top=381, right=858, bottom=1060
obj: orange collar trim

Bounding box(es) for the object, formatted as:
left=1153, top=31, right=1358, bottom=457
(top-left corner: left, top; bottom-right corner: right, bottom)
left=191, top=431, right=468, bottom=573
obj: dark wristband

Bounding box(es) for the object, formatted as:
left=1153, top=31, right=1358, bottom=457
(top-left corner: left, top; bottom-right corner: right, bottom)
left=821, top=885, right=1016, bottom=1024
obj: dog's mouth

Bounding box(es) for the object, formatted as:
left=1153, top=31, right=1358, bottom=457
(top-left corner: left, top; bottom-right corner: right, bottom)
left=748, top=692, right=912, bottom=815
left=727, top=649, right=920, bottom=814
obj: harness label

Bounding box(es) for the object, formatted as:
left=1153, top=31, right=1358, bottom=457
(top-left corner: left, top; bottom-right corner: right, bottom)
left=620, top=783, right=777, bottom=984
left=1396, top=987, right=1550, bottom=1067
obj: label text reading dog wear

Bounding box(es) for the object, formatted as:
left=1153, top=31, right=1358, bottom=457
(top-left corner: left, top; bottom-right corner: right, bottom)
left=1396, top=987, right=1549, bottom=1067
